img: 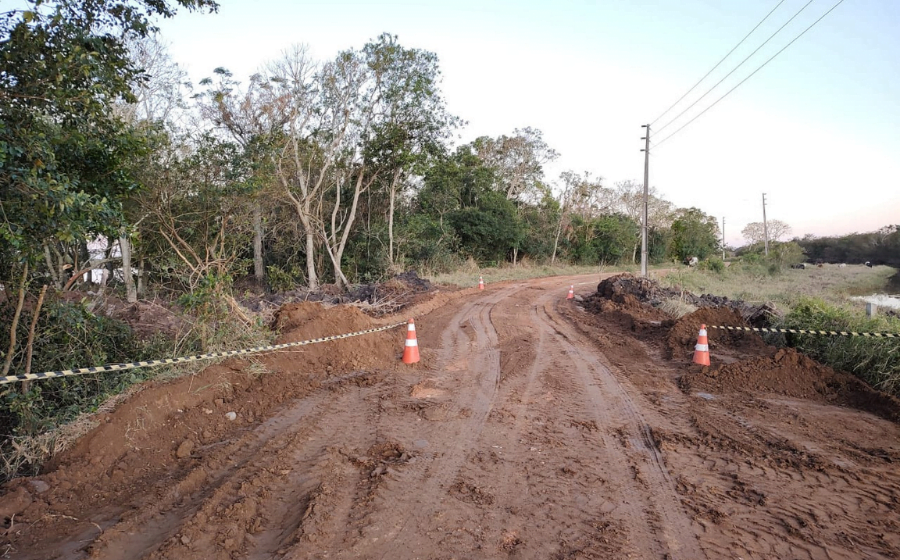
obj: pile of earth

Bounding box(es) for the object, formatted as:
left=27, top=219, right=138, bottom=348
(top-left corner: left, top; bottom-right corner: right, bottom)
left=272, top=301, right=406, bottom=371
left=682, top=347, right=900, bottom=423
left=666, top=307, right=772, bottom=360
left=241, top=270, right=436, bottom=319
left=0, top=299, right=412, bottom=531
left=583, top=275, right=672, bottom=329
left=592, top=273, right=778, bottom=327
left=94, top=297, right=189, bottom=339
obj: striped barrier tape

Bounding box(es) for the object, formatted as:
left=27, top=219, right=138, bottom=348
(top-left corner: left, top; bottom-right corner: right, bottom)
left=710, top=325, right=899, bottom=338
left=0, top=322, right=408, bottom=386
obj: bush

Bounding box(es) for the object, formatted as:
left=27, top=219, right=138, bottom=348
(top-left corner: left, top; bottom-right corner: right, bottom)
left=0, top=299, right=142, bottom=437
left=698, top=258, right=725, bottom=273
left=770, top=297, right=900, bottom=396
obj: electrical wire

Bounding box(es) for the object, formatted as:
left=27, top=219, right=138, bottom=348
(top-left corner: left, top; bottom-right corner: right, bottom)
left=654, top=0, right=846, bottom=148
left=651, top=0, right=788, bottom=126
left=654, top=0, right=817, bottom=135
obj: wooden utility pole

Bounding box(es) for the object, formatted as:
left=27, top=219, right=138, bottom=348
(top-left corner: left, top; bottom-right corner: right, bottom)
left=721, top=217, right=726, bottom=260
left=762, top=193, right=769, bottom=256
left=640, top=124, right=650, bottom=277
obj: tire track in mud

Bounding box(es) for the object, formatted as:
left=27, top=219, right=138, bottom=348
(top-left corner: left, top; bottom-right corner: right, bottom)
left=335, top=286, right=518, bottom=558
left=84, top=374, right=385, bottom=560
left=533, top=288, right=706, bottom=559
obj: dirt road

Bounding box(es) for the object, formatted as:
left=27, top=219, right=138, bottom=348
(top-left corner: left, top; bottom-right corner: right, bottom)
left=4, top=275, right=900, bottom=559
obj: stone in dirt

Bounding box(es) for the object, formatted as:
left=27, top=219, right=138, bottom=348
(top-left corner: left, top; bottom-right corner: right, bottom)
left=176, top=439, right=194, bottom=458
left=0, top=486, right=32, bottom=519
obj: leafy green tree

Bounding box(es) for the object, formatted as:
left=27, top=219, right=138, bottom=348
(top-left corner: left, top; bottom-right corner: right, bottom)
left=670, top=207, right=720, bottom=261
left=449, top=191, right=524, bottom=263
left=362, top=33, right=460, bottom=265
left=0, top=0, right=218, bottom=265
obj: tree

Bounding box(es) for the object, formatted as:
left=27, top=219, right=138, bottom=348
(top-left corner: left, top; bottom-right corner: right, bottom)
left=742, top=220, right=792, bottom=246
left=552, top=171, right=607, bottom=264
left=362, top=33, right=460, bottom=266
left=610, top=180, right=674, bottom=263
left=671, top=208, right=720, bottom=261
left=0, top=0, right=218, bottom=269
left=474, top=127, right=559, bottom=202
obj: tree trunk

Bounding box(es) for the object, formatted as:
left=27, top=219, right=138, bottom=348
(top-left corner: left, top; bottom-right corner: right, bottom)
left=137, top=258, right=146, bottom=297
left=120, top=236, right=137, bottom=303
left=253, top=203, right=264, bottom=282
left=551, top=216, right=564, bottom=265
left=387, top=168, right=401, bottom=266
left=305, top=229, right=318, bottom=289
left=43, top=244, right=61, bottom=289
left=2, top=263, right=28, bottom=376
left=22, top=284, right=49, bottom=393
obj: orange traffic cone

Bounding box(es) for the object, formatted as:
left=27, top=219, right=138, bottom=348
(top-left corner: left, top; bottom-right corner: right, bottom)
left=692, top=324, right=710, bottom=366
left=402, top=318, right=420, bottom=364
left=566, top=285, right=575, bottom=300
left=478, top=276, right=485, bottom=290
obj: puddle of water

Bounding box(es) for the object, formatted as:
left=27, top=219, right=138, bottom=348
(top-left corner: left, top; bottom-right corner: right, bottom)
left=850, top=294, right=900, bottom=310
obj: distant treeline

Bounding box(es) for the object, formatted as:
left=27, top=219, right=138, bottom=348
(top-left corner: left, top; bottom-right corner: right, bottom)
left=795, top=226, right=900, bottom=267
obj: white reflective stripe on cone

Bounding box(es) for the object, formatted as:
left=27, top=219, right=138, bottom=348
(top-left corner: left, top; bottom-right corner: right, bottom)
left=698, top=329, right=707, bottom=336
left=695, top=344, right=709, bottom=351
left=408, top=325, right=416, bottom=332
left=405, top=340, right=418, bottom=347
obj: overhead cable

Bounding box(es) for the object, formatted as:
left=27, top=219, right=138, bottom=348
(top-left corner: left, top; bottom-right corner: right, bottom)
left=651, top=0, right=788, bottom=126
left=655, top=0, right=818, bottom=135
left=654, top=0, right=846, bottom=148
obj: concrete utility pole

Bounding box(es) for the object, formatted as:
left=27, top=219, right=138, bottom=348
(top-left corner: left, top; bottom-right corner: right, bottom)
left=721, top=217, right=726, bottom=260
left=640, top=124, right=650, bottom=278
left=762, top=193, right=769, bottom=256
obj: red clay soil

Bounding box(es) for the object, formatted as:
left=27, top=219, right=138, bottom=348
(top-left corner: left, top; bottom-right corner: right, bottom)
left=682, top=348, right=900, bottom=423
left=667, top=306, right=773, bottom=361
left=2, top=276, right=900, bottom=559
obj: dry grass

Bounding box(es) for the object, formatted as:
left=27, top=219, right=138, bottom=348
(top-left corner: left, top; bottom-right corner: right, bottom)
left=658, top=298, right=699, bottom=318
left=658, top=264, right=896, bottom=313
left=426, top=261, right=641, bottom=288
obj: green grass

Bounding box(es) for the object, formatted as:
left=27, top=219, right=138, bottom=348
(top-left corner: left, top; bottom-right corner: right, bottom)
left=658, top=262, right=900, bottom=398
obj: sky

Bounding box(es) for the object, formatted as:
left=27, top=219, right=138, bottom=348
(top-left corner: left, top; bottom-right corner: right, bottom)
left=153, top=0, right=900, bottom=246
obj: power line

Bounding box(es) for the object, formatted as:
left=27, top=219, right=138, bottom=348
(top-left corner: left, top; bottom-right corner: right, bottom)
left=655, top=0, right=846, bottom=148
left=654, top=0, right=817, bottom=135
left=651, top=0, right=788, bottom=126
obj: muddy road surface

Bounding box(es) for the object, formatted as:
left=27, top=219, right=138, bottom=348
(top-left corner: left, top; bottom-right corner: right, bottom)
left=4, top=275, right=900, bottom=559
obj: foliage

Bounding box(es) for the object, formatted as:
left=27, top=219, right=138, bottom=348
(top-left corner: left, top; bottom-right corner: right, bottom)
left=797, top=226, right=900, bottom=267
left=698, top=257, right=725, bottom=273
left=0, top=299, right=142, bottom=438
left=771, top=298, right=900, bottom=397
left=742, top=220, right=792, bottom=245
left=670, top=207, right=720, bottom=261
left=0, top=0, right=217, bottom=261
left=449, top=191, right=524, bottom=263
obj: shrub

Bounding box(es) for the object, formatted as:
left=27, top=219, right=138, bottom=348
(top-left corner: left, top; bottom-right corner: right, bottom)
left=770, top=297, right=900, bottom=396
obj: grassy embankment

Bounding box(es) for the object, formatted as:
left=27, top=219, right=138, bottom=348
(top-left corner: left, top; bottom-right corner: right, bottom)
left=657, top=263, right=900, bottom=397
left=426, top=260, right=640, bottom=287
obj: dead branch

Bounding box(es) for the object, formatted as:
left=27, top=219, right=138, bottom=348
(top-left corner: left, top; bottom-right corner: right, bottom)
left=2, top=263, right=29, bottom=376
left=22, top=284, right=49, bottom=392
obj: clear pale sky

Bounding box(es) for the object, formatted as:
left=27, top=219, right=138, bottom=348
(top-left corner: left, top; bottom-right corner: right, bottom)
left=154, top=0, right=900, bottom=246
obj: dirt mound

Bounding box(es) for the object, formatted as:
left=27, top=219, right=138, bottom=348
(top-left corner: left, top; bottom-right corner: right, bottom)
left=682, top=348, right=900, bottom=423
left=585, top=275, right=672, bottom=330
left=667, top=307, right=770, bottom=359
left=346, top=270, right=434, bottom=315
left=594, top=273, right=778, bottom=327
left=243, top=271, right=438, bottom=319
left=272, top=302, right=403, bottom=372
left=595, top=274, right=663, bottom=303
left=99, top=299, right=188, bottom=339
